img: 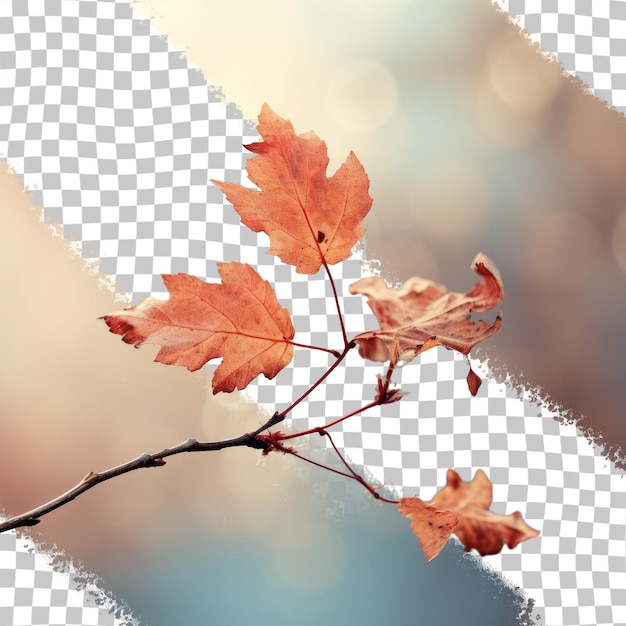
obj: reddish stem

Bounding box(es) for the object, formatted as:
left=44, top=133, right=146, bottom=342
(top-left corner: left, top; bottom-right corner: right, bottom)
left=278, top=361, right=398, bottom=440
left=286, top=339, right=341, bottom=358
left=322, top=429, right=399, bottom=504
left=322, top=260, right=349, bottom=349
left=269, top=262, right=357, bottom=422
left=278, top=398, right=379, bottom=440
left=287, top=451, right=359, bottom=482
left=274, top=341, right=355, bottom=420
left=284, top=430, right=399, bottom=505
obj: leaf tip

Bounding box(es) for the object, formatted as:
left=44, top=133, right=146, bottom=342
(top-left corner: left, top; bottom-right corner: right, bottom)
left=445, top=468, right=462, bottom=488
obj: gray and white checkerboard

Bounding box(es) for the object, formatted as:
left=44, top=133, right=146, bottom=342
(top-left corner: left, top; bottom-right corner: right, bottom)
left=493, top=0, right=626, bottom=114
left=0, top=532, right=126, bottom=625
left=0, top=1, right=625, bottom=625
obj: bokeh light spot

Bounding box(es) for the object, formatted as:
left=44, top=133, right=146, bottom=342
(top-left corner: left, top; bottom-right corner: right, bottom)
left=522, top=211, right=602, bottom=286
left=325, top=59, right=398, bottom=133
left=407, top=159, right=490, bottom=240
left=269, top=521, right=348, bottom=594
left=488, top=38, right=561, bottom=115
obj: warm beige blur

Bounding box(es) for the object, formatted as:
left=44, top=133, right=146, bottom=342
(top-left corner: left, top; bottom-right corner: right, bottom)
left=129, top=0, right=626, bottom=460
left=0, top=164, right=352, bottom=583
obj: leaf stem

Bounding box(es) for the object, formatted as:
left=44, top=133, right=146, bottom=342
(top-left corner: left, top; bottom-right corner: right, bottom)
left=322, top=429, right=399, bottom=504
left=322, top=260, right=349, bottom=349
left=286, top=430, right=399, bottom=505
left=278, top=398, right=379, bottom=440
left=286, top=339, right=341, bottom=358
left=270, top=262, right=355, bottom=421
left=274, top=341, right=355, bottom=421
left=279, top=361, right=398, bottom=439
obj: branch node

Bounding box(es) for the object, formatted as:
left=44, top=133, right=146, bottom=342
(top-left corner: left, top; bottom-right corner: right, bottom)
left=268, top=412, right=282, bottom=426
left=249, top=436, right=270, bottom=451
left=135, top=453, right=165, bottom=467
left=256, top=432, right=296, bottom=455
left=82, top=471, right=99, bottom=485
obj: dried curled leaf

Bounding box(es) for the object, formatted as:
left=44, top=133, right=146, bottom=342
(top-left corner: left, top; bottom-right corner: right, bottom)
left=430, top=469, right=540, bottom=556
left=397, top=498, right=458, bottom=562
left=349, top=253, right=503, bottom=395
left=399, top=469, right=540, bottom=561
left=212, top=104, right=373, bottom=274
left=102, top=262, right=295, bottom=394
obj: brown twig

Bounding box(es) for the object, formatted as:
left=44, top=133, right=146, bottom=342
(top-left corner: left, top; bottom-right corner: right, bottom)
left=0, top=427, right=270, bottom=534
left=0, top=358, right=400, bottom=535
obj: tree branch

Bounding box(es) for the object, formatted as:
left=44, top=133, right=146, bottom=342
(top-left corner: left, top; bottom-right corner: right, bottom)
left=0, top=428, right=270, bottom=534
left=0, top=360, right=400, bottom=535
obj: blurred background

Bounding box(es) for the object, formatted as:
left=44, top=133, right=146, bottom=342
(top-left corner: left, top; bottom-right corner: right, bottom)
left=1, top=0, right=625, bottom=623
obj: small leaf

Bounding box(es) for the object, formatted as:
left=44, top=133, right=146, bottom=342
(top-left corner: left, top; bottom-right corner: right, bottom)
left=398, top=498, right=458, bottom=562
left=212, top=104, right=373, bottom=274
left=429, top=469, right=540, bottom=557
left=102, top=262, right=295, bottom=394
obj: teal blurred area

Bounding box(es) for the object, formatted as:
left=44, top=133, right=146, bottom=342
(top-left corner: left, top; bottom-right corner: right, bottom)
left=103, top=498, right=530, bottom=626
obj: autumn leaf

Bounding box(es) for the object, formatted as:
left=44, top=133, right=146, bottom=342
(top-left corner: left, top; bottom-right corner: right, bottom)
left=397, top=498, right=458, bottom=562
left=399, top=469, right=540, bottom=561
left=212, top=104, right=373, bottom=274
left=102, top=262, right=295, bottom=394
left=348, top=253, right=503, bottom=395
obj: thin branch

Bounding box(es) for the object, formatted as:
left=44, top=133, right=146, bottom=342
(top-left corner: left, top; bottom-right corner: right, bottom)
left=283, top=430, right=399, bottom=505
left=286, top=339, right=341, bottom=358
left=0, top=356, right=403, bottom=534
left=274, top=341, right=355, bottom=420
left=320, top=430, right=399, bottom=504
left=322, top=260, right=349, bottom=348
left=0, top=425, right=272, bottom=535
left=278, top=398, right=379, bottom=440
left=279, top=361, right=399, bottom=440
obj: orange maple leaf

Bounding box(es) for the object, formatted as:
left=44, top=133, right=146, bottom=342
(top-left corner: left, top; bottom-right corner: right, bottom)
left=348, top=253, right=503, bottom=395
left=212, top=104, right=373, bottom=274
left=102, top=262, right=295, bottom=394
left=399, top=469, right=540, bottom=561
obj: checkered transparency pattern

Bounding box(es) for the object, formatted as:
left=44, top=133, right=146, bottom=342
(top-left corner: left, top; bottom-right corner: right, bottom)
left=0, top=0, right=262, bottom=303
left=493, top=0, right=626, bottom=113
left=0, top=1, right=624, bottom=626
left=0, top=532, right=126, bottom=626
left=323, top=350, right=626, bottom=626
